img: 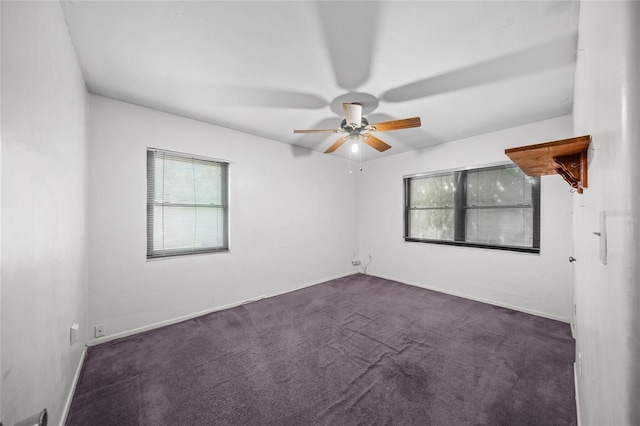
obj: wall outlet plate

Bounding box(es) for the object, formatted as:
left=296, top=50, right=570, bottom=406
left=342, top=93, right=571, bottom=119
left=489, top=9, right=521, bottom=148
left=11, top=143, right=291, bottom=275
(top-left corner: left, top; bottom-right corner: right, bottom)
left=94, top=324, right=105, bottom=338
left=352, top=260, right=361, bottom=266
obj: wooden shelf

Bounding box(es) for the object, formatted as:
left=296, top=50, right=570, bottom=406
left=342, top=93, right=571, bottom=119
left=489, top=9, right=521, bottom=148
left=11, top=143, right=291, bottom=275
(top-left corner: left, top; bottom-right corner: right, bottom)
left=505, top=135, right=591, bottom=193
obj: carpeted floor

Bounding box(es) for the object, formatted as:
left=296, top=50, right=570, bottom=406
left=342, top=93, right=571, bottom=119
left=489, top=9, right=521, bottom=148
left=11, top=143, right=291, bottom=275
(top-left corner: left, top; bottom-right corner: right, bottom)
left=66, top=274, right=576, bottom=425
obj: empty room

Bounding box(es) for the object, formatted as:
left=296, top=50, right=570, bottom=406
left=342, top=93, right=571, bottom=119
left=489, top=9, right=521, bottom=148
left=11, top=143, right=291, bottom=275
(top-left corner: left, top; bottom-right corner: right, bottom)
left=1, top=1, right=638, bottom=425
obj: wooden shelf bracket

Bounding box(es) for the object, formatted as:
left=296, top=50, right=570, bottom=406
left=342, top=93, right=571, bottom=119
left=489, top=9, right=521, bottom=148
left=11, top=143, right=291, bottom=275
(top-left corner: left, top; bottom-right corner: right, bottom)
left=505, top=135, right=591, bottom=193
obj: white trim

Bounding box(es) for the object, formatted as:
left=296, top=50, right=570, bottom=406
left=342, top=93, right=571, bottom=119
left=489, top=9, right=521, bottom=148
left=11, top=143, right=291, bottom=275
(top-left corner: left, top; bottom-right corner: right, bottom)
left=88, top=295, right=264, bottom=346
left=402, top=160, right=513, bottom=179
left=261, top=272, right=358, bottom=300
left=88, top=272, right=357, bottom=346
left=60, top=345, right=88, bottom=426
left=369, top=273, right=571, bottom=323
left=574, top=362, right=581, bottom=426
left=147, top=146, right=232, bottom=165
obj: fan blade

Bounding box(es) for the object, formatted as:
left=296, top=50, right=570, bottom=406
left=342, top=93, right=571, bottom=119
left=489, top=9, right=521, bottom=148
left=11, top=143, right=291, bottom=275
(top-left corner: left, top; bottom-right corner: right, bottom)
left=343, top=103, right=363, bottom=127
left=368, top=117, right=421, bottom=132
left=382, top=36, right=576, bottom=103
left=324, top=136, right=349, bottom=153
left=294, top=128, right=342, bottom=134
left=316, top=2, right=378, bottom=89
left=362, top=134, right=392, bottom=152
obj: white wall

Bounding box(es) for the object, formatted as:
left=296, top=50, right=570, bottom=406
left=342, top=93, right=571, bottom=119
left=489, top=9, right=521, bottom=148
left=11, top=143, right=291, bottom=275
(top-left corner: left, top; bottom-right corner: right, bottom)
left=88, top=95, right=359, bottom=340
left=0, top=2, right=3, bottom=420
left=572, top=1, right=640, bottom=424
left=359, top=116, right=575, bottom=321
left=1, top=2, right=88, bottom=426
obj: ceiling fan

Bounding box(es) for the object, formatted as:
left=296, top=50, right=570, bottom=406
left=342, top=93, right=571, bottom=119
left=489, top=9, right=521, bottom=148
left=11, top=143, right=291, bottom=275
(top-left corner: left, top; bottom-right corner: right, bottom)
left=293, top=103, right=421, bottom=154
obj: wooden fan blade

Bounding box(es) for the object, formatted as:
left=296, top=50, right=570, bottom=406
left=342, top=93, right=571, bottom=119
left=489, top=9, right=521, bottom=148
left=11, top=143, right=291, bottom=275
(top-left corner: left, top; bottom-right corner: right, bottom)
left=363, top=134, right=392, bottom=152
left=294, top=128, right=342, bottom=134
left=368, top=117, right=421, bottom=132
left=343, top=103, right=363, bottom=127
left=324, top=136, right=349, bottom=153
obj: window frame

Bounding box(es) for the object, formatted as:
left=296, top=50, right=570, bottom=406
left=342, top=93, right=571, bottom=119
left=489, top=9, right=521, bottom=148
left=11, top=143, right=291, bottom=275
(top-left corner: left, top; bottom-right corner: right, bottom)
left=147, top=148, right=230, bottom=259
left=403, top=162, right=540, bottom=254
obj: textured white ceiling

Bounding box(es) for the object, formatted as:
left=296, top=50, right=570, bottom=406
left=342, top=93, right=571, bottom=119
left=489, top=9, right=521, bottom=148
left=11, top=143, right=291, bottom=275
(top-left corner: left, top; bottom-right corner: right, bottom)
left=60, top=0, right=580, bottom=160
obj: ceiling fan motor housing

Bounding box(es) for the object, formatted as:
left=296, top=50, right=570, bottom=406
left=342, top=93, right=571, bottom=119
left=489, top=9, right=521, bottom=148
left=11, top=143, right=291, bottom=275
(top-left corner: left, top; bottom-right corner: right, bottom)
left=341, top=117, right=369, bottom=133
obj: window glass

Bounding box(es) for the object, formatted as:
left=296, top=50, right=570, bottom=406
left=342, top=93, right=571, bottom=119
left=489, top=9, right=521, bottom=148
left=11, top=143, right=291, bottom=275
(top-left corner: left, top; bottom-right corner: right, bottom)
left=404, top=164, right=539, bottom=253
left=466, top=208, right=533, bottom=247
left=409, top=209, right=455, bottom=241
left=467, top=167, right=531, bottom=207
left=147, top=149, right=229, bottom=258
left=409, top=174, right=456, bottom=208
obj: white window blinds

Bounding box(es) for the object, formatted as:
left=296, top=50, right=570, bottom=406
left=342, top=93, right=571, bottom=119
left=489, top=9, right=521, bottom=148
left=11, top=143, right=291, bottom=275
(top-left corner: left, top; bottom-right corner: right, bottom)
left=147, top=148, right=229, bottom=258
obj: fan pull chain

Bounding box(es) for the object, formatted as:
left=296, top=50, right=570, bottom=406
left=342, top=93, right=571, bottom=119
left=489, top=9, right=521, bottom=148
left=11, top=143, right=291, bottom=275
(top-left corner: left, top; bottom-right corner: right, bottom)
left=358, top=137, right=363, bottom=172
left=348, top=137, right=364, bottom=174
left=349, top=142, right=353, bottom=174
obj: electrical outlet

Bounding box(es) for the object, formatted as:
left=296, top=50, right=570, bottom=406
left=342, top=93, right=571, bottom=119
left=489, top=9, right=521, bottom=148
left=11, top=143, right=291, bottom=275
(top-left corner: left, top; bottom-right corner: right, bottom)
left=352, top=260, right=361, bottom=266
left=94, top=324, right=105, bottom=338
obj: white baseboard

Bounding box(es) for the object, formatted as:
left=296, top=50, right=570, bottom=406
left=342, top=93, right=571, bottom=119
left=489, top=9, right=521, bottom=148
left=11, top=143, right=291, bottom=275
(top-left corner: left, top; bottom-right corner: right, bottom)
left=263, top=271, right=358, bottom=300
left=60, top=345, right=87, bottom=426
left=574, top=362, right=581, bottom=426
left=88, top=272, right=358, bottom=346
left=87, top=294, right=266, bottom=346
left=369, top=273, right=571, bottom=323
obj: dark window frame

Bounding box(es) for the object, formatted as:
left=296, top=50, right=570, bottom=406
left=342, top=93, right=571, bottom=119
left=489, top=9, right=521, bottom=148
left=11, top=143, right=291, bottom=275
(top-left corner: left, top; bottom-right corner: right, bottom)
left=147, top=148, right=229, bottom=259
left=403, top=163, right=540, bottom=254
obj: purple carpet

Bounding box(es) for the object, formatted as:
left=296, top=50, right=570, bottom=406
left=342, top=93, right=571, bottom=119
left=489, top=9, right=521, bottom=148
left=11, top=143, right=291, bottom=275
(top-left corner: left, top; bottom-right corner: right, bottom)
left=66, top=274, right=576, bottom=425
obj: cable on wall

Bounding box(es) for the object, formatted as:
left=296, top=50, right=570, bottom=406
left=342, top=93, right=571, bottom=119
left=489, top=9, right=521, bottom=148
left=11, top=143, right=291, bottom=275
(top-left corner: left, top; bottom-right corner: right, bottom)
left=361, top=253, right=372, bottom=274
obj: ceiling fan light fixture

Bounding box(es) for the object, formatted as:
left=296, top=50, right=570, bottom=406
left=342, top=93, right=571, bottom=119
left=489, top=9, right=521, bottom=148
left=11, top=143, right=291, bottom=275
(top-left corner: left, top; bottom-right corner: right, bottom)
left=295, top=103, right=420, bottom=155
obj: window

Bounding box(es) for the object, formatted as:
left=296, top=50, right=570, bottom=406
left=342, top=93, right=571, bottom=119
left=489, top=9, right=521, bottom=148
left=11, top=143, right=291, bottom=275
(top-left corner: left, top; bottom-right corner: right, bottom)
left=404, top=164, right=540, bottom=253
left=147, top=148, right=229, bottom=258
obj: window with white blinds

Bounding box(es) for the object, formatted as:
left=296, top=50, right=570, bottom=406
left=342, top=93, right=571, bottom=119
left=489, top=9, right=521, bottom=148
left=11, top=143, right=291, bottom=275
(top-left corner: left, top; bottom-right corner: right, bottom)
left=147, top=148, right=229, bottom=258
left=404, top=164, right=540, bottom=253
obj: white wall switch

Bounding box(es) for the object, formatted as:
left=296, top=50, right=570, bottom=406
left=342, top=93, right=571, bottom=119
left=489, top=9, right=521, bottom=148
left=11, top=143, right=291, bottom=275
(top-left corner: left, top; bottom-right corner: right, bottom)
left=70, top=323, right=79, bottom=345
left=578, top=352, right=583, bottom=379
left=599, top=210, right=607, bottom=265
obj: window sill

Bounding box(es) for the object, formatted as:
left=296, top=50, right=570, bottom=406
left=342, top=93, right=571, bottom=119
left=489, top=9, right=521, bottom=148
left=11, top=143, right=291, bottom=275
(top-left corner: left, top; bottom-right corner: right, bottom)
left=146, top=248, right=230, bottom=260
left=403, top=238, right=540, bottom=254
